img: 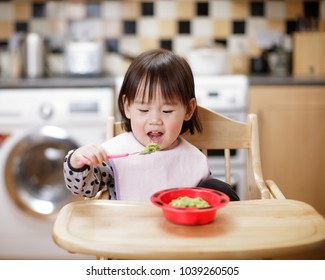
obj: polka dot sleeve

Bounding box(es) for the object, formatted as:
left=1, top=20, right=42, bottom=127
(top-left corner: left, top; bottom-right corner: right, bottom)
left=63, top=150, right=115, bottom=198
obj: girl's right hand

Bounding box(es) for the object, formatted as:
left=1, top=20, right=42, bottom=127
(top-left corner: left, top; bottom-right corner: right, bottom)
left=69, top=144, right=108, bottom=169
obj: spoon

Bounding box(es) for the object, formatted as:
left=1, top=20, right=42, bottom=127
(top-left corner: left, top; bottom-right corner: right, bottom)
left=76, top=143, right=160, bottom=165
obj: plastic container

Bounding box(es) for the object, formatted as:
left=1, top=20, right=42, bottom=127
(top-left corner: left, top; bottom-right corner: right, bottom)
left=151, top=187, right=229, bottom=226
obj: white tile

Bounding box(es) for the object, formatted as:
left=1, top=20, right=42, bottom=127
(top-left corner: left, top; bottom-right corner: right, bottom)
left=156, top=1, right=177, bottom=19
left=210, top=0, right=231, bottom=19
left=266, top=1, right=285, bottom=19
left=283, top=35, right=292, bottom=51
left=119, top=37, right=141, bottom=57
left=104, top=53, right=126, bottom=76
left=69, top=20, right=104, bottom=41
left=173, top=36, right=195, bottom=56
left=46, top=2, right=66, bottom=19
left=228, top=36, right=248, bottom=55
left=138, top=18, right=159, bottom=39
left=65, top=2, right=86, bottom=19
left=29, top=20, right=51, bottom=36
left=0, top=3, right=13, bottom=21
left=247, top=18, right=267, bottom=36
left=101, top=1, right=123, bottom=20
left=192, top=18, right=213, bottom=37
left=103, top=20, right=122, bottom=38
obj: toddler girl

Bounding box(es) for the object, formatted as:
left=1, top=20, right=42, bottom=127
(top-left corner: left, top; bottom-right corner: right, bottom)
left=63, top=49, right=239, bottom=201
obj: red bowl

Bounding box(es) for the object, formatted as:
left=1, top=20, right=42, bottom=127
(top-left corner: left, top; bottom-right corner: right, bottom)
left=150, top=187, right=229, bottom=226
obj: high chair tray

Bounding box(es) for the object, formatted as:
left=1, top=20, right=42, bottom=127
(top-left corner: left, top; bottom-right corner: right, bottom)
left=52, top=199, right=325, bottom=259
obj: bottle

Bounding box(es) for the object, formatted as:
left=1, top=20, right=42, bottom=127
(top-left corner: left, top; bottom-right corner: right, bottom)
left=22, top=33, right=46, bottom=78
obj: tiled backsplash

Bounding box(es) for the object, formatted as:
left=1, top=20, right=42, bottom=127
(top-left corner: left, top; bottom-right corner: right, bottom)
left=0, top=0, right=324, bottom=75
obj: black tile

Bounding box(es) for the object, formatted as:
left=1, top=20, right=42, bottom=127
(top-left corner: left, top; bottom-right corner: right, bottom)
left=304, top=1, right=319, bottom=18
left=32, top=3, right=46, bottom=18
left=105, top=39, right=118, bottom=53
left=178, top=20, right=191, bottom=34
left=214, top=39, right=227, bottom=47
left=15, top=22, right=28, bottom=33
left=141, top=2, right=154, bottom=16
left=86, top=3, right=101, bottom=17
left=286, top=20, right=298, bottom=35
left=50, top=47, right=63, bottom=54
left=250, top=1, right=264, bottom=17
left=123, top=20, right=136, bottom=34
left=0, top=40, right=8, bottom=48
left=160, top=40, right=172, bottom=51
left=233, top=21, right=246, bottom=34
left=196, top=2, right=209, bottom=16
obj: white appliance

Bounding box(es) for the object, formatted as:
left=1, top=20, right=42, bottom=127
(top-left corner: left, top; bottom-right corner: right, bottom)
left=194, top=75, right=249, bottom=200
left=0, top=87, right=114, bottom=259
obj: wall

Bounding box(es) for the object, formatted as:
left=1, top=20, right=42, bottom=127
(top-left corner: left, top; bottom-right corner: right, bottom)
left=0, top=0, right=324, bottom=75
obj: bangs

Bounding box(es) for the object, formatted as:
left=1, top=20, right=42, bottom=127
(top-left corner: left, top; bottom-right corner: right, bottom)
left=134, top=69, right=193, bottom=106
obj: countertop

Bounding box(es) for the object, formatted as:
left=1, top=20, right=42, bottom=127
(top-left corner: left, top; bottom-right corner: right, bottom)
left=1, top=75, right=325, bottom=89
left=0, top=75, right=117, bottom=88
left=249, top=75, right=325, bottom=86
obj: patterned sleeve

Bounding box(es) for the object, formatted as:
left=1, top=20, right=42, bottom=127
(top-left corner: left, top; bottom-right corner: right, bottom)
left=63, top=150, right=115, bottom=198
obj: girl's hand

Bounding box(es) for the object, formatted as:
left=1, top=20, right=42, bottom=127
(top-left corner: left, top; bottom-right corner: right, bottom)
left=70, top=144, right=108, bottom=169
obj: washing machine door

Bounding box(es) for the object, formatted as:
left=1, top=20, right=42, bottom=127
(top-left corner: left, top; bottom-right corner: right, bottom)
left=2, top=126, right=79, bottom=218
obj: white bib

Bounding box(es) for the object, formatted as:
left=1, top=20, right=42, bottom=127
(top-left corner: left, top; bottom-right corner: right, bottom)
left=101, top=132, right=210, bottom=201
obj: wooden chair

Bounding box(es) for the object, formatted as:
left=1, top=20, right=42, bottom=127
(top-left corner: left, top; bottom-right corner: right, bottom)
left=102, top=105, right=284, bottom=200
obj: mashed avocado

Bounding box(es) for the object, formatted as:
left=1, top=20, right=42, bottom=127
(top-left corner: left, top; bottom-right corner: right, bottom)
left=143, top=143, right=160, bottom=154
left=169, top=196, right=210, bottom=208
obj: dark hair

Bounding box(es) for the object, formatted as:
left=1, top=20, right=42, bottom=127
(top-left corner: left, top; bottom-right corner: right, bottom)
left=117, top=49, right=202, bottom=135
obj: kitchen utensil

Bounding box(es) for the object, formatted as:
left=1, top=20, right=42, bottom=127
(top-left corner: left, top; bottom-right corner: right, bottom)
left=106, top=142, right=160, bottom=159
left=151, top=187, right=229, bottom=226
left=187, top=45, right=228, bottom=75
left=250, top=50, right=269, bottom=74
left=107, top=151, right=144, bottom=159
left=268, top=46, right=290, bottom=76
left=65, top=40, right=103, bottom=76
left=76, top=143, right=160, bottom=165
left=21, top=33, right=47, bottom=78
left=76, top=152, right=140, bottom=166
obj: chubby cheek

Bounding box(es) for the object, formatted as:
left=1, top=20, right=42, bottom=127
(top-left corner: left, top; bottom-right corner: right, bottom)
left=130, top=118, right=149, bottom=145
left=164, top=119, right=183, bottom=141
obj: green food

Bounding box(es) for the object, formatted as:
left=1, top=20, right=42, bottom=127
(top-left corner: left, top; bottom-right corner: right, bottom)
left=169, top=196, right=210, bottom=208
left=143, top=143, right=160, bottom=154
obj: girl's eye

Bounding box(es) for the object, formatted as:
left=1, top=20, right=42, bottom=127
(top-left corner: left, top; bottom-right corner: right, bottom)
left=139, top=109, right=148, bottom=113
left=163, top=110, right=173, bottom=114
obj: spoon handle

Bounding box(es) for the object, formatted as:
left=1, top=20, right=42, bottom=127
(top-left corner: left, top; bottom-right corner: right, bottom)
left=107, top=153, right=129, bottom=159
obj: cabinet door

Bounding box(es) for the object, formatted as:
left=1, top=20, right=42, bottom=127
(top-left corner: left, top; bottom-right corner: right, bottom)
left=249, top=86, right=325, bottom=216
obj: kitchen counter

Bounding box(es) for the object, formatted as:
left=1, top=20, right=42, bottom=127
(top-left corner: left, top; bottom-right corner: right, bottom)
left=249, top=75, right=325, bottom=86
left=1, top=75, right=325, bottom=89
left=0, top=76, right=116, bottom=88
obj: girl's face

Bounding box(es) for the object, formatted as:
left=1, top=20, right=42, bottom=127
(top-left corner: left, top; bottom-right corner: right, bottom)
left=123, top=86, right=196, bottom=150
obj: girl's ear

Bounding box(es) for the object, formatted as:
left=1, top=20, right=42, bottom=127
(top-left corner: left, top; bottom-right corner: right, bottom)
left=184, top=98, right=196, bottom=121
left=122, top=95, right=131, bottom=119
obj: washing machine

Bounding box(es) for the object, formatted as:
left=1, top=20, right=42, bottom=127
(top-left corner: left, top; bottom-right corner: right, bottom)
left=0, top=87, right=114, bottom=259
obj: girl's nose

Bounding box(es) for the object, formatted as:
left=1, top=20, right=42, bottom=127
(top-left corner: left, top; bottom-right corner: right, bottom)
left=149, top=111, right=163, bottom=125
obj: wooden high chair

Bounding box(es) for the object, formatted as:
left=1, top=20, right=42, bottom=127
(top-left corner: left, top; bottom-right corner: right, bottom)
left=53, top=107, right=325, bottom=260
left=99, top=105, right=284, bottom=200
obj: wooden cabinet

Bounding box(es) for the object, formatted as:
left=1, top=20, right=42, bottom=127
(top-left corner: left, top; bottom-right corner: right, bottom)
left=249, top=85, right=325, bottom=216
left=293, top=33, right=325, bottom=76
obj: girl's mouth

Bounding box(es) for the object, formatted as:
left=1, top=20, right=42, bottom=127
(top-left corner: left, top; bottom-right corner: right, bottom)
left=148, top=131, right=163, bottom=143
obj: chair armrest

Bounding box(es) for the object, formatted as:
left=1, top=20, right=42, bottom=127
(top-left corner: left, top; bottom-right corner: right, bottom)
left=265, top=180, right=286, bottom=199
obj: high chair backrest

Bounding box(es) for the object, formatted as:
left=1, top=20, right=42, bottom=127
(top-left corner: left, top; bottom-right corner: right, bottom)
left=106, top=106, right=284, bottom=200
